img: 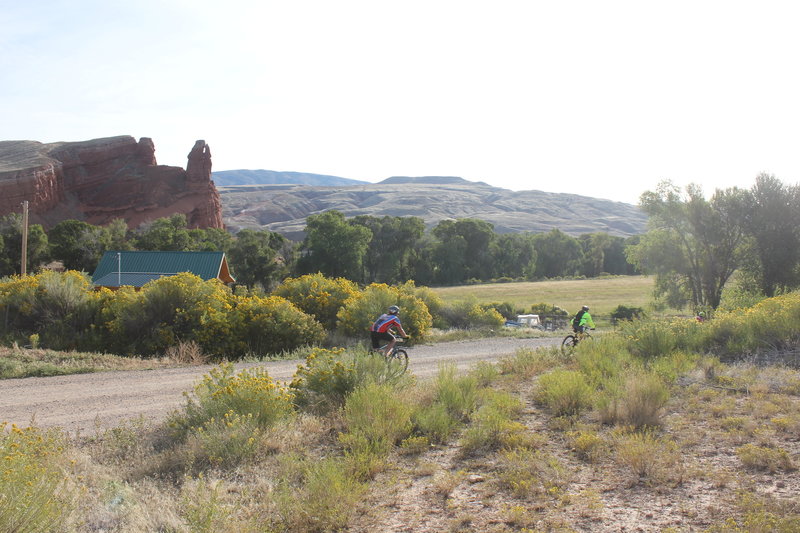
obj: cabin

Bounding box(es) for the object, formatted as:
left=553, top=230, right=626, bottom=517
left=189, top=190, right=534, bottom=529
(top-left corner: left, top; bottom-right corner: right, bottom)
left=91, top=250, right=235, bottom=289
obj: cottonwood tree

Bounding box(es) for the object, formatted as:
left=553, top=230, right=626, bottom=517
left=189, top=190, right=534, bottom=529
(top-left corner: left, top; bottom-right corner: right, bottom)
left=628, top=181, right=747, bottom=309
left=0, top=213, right=49, bottom=276
left=739, top=173, right=800, bottom=297
left=297, top=210, right=372, bottom=281
left=228, top=229, right=294, bottom=290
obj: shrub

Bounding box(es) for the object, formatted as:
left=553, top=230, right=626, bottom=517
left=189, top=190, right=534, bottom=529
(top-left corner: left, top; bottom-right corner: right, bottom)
left=614, top=429, right=682, bottom=484
left=567, top=429, right=607, bottom=462
left=483, top=301, right=516, bottom=321
left=273, top=455, right=367, bottom=532
left=535, top=369, right=593, bottom=417
left=435, top=298, right=504, bottom=329
left=619, top=372, right=669, bottom=428
left=498, top=447, right=568, bottom=498
left=0, top=271, right=103, bottom=350
left=290, top=348, right=408, bottom=413
left=0, top=423, right=76, bottom=532
left=273, top=273, right=359, bottom=330
left=103, top=273, right=233, bottom=356
left=434, top=364, right=478, bottom=421
left=186, top=411, right=262, bottom=469
left=171, top=363, right=294, bottom=438
left=200, top=294, right=325, bottom=359
left=460, top=392, right=525, bottom=453
left=339, top=382, right=414, bottom=477
left=336, top=283, right=432, bottom=339
left=736, top=444, right=794, bottom=472
left=610, top=305, right=646, bottom=322
left=417, top=401, right=465, bottom=443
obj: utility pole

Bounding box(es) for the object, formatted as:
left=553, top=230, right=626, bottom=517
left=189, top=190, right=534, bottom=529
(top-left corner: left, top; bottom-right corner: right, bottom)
left=20, top=200, right=29, bottom=276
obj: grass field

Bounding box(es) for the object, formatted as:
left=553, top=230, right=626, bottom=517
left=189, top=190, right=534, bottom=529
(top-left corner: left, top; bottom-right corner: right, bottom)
left=431, top=275, right=661, bottom=318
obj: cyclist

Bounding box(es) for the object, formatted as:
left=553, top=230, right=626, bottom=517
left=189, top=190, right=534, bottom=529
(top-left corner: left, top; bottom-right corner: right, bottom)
left=571, top=305, right=595, bottom=333
left=371, top=305, right=408, bottom=356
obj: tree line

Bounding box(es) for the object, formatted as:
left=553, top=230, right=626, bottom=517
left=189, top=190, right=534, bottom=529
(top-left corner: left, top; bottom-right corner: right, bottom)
left=0, top=210, right=638, bottom=288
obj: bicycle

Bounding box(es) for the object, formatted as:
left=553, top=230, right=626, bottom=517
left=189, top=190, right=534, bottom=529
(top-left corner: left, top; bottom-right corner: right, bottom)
left=561, top=328, right=594, bottom=354
left=371, top=336, right=409, bottom=373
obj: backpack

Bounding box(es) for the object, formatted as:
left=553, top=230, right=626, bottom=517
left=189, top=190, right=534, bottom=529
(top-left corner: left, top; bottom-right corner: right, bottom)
left=572, top=310, right=585, bottom=328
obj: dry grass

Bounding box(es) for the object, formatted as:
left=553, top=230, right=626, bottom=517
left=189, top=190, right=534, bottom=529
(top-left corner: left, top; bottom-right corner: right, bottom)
left=432, top=275, right=659, bottom=318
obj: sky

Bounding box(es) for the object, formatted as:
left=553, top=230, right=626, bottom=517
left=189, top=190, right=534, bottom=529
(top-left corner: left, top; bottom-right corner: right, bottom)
left=1, top=1, right=799, bottom=205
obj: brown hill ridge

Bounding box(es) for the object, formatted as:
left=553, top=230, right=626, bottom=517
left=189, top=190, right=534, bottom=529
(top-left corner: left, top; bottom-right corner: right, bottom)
left=219, top=176, right=647, bottom=240
left=0, top=136, right=223, bottom=229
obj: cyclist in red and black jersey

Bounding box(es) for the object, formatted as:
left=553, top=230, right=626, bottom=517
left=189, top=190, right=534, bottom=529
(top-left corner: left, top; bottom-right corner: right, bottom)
left=371, top=305, right=408, bottom=356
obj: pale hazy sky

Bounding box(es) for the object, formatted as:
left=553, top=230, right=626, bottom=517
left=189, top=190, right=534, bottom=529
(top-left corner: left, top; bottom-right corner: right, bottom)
left=2, top=1, right=798, bottom=204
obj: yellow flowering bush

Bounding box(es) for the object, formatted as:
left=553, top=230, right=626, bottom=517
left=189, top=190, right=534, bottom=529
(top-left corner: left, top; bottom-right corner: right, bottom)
left=273, top=273, right=359, bottom=330
left=172, top=363, right=294, bottom=438
left=290, top=347, right=358, bottom=411
left=336, top=283, right=432, bottom=338
left=103, top=273, right=233, bottom=356
left=187, top=411, right=262, bottom=468
left=199, top=294, right=325, bottom=359
left=0, top=422, right=76, bottom=532
left=0, top=271, right=102, bottom=349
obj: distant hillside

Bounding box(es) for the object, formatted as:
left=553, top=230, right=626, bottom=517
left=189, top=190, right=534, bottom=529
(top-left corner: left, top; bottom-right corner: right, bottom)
left=212, top=169, right=368, bottom=187
left=219, top=176, right=647, bottom=240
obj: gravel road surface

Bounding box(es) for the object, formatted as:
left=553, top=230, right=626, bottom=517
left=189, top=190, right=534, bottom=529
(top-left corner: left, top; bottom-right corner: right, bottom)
left=0, top=337, right=559, bottom=436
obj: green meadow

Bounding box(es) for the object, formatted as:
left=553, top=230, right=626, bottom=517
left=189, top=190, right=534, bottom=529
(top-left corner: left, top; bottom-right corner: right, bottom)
left=431, top=275, right=658, bottom=318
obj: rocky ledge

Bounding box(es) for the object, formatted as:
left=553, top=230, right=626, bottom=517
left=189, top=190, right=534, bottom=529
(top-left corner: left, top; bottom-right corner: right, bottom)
left=0, top=136, right=223, bottom=229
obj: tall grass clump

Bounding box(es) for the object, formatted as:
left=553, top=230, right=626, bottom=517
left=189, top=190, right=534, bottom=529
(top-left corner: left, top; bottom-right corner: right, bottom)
left=499, top=346, right=567, bottom=379
left=412, top=364, right=478, bottom=443
left=534, top=369, right=593, bottom=417
left=273, top=455, right=367, bottom=532
left=0, top=423, right=77, bottom=532
left=597, top=371, right=669, bottom=428
left=339, top=382, right=414, bottom=478
left=614, top=428, right=682, bottom=485
left=575, top=336, right=632, bottom=388
left=460, top=390, right=525, bottom=452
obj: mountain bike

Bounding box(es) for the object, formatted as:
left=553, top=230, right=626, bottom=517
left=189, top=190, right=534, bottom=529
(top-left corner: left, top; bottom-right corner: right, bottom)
left=561, top=328, right=594, bottom=354
left=371, top=336, right=409, bottom=373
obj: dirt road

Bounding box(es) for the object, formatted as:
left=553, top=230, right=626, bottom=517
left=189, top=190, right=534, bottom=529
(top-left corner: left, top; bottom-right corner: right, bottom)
left=0, top=337, right=559, bottom=436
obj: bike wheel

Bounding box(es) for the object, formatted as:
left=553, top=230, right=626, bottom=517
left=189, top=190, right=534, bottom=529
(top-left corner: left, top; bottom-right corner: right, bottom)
left=387, top=348, right=409, bottom=373
left=561, top=335, right=578, bottom=354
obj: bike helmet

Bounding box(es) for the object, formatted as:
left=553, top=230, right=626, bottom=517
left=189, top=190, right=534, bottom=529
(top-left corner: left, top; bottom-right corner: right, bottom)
left=388, top=305, right=400, bottom=315
left=582, top=305, right=590, bottom=311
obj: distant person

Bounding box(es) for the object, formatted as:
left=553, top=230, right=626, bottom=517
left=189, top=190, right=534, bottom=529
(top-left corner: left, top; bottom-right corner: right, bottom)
left=571, top=305, right=595, bottom=333
left=696, top=311, right=706, bottom=323
left=371, top=305, right=408, bottom=356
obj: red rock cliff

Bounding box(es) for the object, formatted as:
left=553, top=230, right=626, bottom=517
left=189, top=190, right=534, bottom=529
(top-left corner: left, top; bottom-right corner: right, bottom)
left=0, top=136, right=224, bottom=229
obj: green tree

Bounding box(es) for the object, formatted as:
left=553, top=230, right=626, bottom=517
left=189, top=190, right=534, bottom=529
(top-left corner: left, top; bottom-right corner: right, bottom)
left=739, top=173, right=800, bottom=297
left=629, top=181, right=747, bottom=309
left=351, top=215, right=425, bottom=283
left=532, top=229, right=583, bottom=278
left=491, top=232, right=538, bottom=279
left=579, top=233, right=613, bottom=277
left=188, top=227, right=235, bottom=252
left=48, top=219, right=111, bottom=272
left=228, top=229, right=293, bottom=290
left=132, top=214, right=193, bottom=251
left=105, top=218, right=133, bottom=251
left=432, top=218, right=496, bottom=283
left=0, top=214, right=49, bottom=276
left=297, top=210, right=372, bottom=281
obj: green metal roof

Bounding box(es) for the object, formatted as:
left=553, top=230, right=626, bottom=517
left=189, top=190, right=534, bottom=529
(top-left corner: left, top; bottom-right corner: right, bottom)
left=92, top=251, right=233, bottom=288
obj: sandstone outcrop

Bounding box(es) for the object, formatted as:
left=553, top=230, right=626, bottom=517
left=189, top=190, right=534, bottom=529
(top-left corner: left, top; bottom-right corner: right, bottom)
left=0, top=136, right=223, bottom=229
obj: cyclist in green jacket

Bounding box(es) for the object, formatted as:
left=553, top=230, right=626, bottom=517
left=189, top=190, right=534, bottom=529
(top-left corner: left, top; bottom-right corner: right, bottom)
left=571, top=305, right=596, bottom=333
